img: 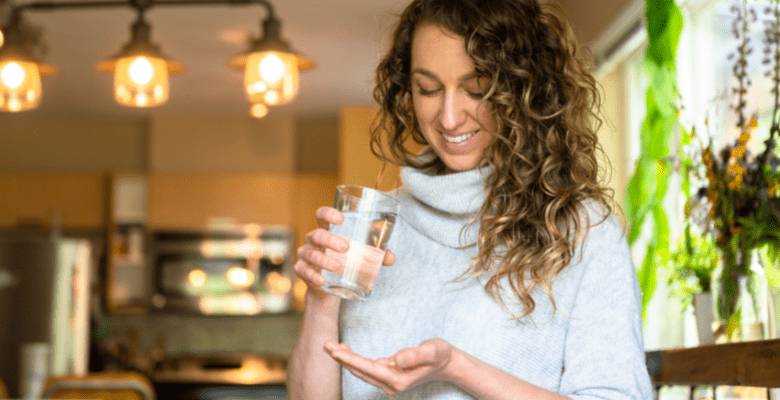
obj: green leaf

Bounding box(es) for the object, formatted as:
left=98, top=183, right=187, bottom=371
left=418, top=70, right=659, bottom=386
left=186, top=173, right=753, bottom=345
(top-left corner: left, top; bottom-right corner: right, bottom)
left=638, top=243, right=659, bottom=321
left=653, top=205, right=671, bottom=262
left=626, top=0, right=683, bottom=325
left=646, top=0, right=684, bottom=64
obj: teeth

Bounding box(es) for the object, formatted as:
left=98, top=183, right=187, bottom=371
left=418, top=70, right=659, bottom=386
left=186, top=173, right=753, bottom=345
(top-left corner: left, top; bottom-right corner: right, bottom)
left=442, top=131, right=476, bottom=144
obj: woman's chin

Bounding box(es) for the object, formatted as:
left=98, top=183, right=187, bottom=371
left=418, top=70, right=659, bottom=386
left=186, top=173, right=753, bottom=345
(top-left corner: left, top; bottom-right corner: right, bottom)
left=438, top=154, right=482, bottom=172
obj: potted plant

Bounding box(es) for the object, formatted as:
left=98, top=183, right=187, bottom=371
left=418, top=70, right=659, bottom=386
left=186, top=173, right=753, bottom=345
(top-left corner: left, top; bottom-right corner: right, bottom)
left=666, top=224, right=718, bottom=344
left=688, top=0, right=780, bottom=341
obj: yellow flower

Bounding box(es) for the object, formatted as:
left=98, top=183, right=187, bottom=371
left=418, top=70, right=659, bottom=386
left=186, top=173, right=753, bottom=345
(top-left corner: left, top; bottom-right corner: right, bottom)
left=748, top=115, right=759, bottom=129
left=727, top=162, right=745, bottom=190
left=728, top=174, right=743, bottom=190
left=731, top=144, right=746, bottom=159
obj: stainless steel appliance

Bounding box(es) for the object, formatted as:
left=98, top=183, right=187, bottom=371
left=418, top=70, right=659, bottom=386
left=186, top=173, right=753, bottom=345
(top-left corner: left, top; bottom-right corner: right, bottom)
left=0, top=232, right=93, bottom=397
left=150, top=226, right=295, bottom=315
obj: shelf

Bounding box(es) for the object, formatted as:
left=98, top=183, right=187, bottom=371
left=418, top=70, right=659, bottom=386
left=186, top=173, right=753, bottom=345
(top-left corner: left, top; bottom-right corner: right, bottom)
left=646, top=339, right=780, bottom=387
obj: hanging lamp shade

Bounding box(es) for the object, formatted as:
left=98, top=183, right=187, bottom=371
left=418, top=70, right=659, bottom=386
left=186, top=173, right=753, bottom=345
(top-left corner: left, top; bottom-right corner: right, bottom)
left=228, top=16, right=313, bottom=106
left=0, top=20, right=55, bottom=112
left=96, top=16, right=182, bottom=108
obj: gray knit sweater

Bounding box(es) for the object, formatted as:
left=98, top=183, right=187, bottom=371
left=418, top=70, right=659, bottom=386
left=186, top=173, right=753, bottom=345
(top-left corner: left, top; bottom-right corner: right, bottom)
left=339, top=164, right=654, bottom=399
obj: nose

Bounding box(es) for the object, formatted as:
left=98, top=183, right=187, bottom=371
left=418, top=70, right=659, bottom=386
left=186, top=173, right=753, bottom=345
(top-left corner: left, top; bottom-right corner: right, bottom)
left=438, top=90, right=466, bottom=132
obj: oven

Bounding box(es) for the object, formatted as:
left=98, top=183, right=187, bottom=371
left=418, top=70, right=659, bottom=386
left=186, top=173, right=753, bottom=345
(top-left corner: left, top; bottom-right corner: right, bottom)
left=149, top=226, right=294, bottom=316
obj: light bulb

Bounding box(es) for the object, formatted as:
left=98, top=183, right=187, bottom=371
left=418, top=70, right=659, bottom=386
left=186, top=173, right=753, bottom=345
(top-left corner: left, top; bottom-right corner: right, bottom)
left=1, top=62, right=26, bottom=89
left=243, top=51, right=299, bottom=105
left=135, top=93, right=149, bottom=107
left=226, top=266, right=255, bottom=288
left=250, top=102, right=268, bottom=119
left=188, top=268, right=207, bottom=288
left=264, top=90, right=279, bottom=105
left=112, top=56, right=169, bottom=108
left=128, top=56, right=154, bottom=85
left=7, top=98, right=21, bottom=112
left=0, top=30, right=4, bottom=48
left=259, top=54, right=285, bottom=84
left=0, top=61, right=42, bottom=112
left=249, top=81, right=267, bottom=94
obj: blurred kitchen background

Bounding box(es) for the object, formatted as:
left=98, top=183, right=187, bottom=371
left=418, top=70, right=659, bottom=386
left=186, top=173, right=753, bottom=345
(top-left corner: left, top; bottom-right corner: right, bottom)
left=0, top=0, right=694, bottom=398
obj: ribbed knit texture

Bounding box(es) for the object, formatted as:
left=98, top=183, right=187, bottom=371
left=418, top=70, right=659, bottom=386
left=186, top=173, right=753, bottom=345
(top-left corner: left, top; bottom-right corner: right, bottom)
left=339, top=164, right=653, bottom=399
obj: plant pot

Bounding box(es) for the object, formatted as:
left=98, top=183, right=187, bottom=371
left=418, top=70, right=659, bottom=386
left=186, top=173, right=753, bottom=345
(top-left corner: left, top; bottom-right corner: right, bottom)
left=693, top=292, right=715, bottom=345
left=714, top=246, right=772, bottom=342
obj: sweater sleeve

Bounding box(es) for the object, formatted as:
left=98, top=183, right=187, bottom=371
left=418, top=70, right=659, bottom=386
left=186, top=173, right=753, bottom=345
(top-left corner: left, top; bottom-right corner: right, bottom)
left=558, top=218, right=654, bottom=400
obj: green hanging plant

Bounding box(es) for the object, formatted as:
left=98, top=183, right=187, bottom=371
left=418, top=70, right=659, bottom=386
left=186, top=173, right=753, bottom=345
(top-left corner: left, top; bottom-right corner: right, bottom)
left=626, top=0, right=684, bottom=322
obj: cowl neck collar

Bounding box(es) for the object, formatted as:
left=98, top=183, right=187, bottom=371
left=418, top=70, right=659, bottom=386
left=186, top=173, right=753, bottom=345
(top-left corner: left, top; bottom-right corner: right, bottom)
left=397, top=161, right=490, bottom=248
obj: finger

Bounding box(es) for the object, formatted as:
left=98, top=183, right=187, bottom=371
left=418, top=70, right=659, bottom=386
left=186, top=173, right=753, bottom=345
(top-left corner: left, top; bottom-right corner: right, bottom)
left=323, top=341, right=338, bottom=353
left=315, top=206, right=344, bottom=229
left=330, top=352, right=397, bottom=394
left=305, top=228, right=350, bottom=253
left=377, top=357, right=398, bottom=369
left=297, top=246, right=341, bottom=272
left=330, top=350, right=400, bottom=388
left=292, top=260, right=324, bottom=288
left=383, top=249, right=396, bottom=266
left=392, top=346, right=435, bottom=370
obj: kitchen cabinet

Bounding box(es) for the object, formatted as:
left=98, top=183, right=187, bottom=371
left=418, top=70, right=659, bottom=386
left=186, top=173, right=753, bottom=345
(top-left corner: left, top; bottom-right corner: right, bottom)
left=339, top=106, right=402, bottom=191
left=0, top=174, right=106, bottom=229
left=146, top=173, right=337, bottom=247
left=147, top=174, right=294, bottom=230
left=338, top=106, right=424, bottom=191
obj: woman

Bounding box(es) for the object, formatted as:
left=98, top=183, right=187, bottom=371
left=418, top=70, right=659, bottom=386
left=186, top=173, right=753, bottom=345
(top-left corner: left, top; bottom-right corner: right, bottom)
left=288, top=0, right=653, bottom=399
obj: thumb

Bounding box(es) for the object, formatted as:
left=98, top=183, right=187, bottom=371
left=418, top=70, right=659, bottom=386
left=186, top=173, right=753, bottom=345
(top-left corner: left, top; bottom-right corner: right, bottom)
left=383, top=249, right=396, bottom=266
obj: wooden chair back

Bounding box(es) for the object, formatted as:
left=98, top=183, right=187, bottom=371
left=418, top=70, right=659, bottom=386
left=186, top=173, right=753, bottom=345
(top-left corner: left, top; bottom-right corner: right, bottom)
left=43, top=372, right=155, bottom=400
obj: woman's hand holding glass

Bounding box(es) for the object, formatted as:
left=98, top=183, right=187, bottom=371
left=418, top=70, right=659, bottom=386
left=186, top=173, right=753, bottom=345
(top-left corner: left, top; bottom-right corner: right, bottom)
left=293, top=206, right=396, bottom=296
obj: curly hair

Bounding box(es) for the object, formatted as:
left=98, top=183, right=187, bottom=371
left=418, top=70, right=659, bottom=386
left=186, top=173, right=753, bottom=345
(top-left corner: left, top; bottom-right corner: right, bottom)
left=370, top=0, right=616, bottom=318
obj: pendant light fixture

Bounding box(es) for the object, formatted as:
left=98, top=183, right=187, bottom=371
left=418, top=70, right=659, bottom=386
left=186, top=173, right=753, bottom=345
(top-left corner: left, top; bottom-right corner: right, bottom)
left=96, top=3, right=182, bottom=108
left=229, top=11, right=314, bottom=107
left=0, top=0, right=311, bottom=116
left=0, top=13, right=55, bottom=113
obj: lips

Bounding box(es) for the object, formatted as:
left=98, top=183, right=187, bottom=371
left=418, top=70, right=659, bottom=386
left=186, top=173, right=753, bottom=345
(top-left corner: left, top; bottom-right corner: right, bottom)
left=441, top=130, right=476, bottom=144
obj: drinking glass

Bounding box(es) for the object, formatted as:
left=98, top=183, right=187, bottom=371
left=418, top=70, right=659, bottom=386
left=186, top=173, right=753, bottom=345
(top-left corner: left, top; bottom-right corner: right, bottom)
left=321, top=184, right=398, bottom=300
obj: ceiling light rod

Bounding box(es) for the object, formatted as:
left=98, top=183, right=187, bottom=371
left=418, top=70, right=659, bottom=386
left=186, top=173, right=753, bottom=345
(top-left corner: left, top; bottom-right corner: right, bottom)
left=1, top=0, right=313, bottom=114
left=11, top=0, right=277, bottom=17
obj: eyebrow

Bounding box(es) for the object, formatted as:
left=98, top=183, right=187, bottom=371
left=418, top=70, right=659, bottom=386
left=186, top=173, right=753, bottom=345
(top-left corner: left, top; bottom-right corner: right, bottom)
left=411, top=68, right=479, bottom=83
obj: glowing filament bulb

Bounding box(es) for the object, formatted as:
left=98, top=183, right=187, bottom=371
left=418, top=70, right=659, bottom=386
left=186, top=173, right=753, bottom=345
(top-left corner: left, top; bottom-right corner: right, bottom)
left=1, top=62, right=25, bottom=89
left=250, top=103, right=268, bottom=119
left=128, top=57, right=154, bottom=85
left=259, top=54, right=285, bottom=84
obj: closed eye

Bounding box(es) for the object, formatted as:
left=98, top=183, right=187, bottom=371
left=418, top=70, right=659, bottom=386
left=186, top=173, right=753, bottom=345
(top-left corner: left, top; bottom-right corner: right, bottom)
left=466, top=90, right=485, bottom=100
left=416, top=87, right=441, bottom=96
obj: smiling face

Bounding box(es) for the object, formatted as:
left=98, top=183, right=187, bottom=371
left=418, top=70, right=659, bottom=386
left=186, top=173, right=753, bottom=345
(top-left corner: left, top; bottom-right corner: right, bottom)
left=410, top=23, right=497, bottom=172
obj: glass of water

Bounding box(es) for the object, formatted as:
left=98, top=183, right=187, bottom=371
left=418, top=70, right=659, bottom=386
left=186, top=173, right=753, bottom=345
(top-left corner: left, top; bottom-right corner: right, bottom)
left=321, top=184, right=399, bottom=300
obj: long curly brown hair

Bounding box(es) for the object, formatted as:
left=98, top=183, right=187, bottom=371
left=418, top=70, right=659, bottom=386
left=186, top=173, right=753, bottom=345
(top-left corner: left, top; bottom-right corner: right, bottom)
left=370, top=0, right=616, bottom=318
